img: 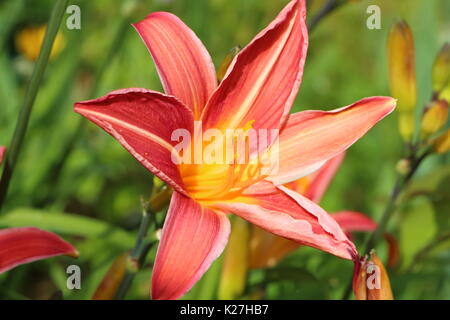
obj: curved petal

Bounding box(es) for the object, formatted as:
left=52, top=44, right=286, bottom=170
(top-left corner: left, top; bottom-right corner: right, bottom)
left=0, top=146, right=5, bottom=165
left=267, top=96, right=396, bottom=185
left=133, top=12, right=217, bottom=118
left=74, top=88, right=194, bottom=195
left=201, top=0, right=308, bottom=135
left=332, top=211, right=377, bottom=232
left=0, top=227, right=78, bottom=274
left=285, top=152, right=345, bottom=202
left=152, top=192, right=230, bottom=300
left=249, top=209, right=375, bottom=269
left=214, top=181, right=357, bottom=261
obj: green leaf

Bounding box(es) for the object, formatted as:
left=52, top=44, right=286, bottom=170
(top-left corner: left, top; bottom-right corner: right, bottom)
left=0, top=208, right=135, bottom=249
left=400, top=196, right=437, bottom=270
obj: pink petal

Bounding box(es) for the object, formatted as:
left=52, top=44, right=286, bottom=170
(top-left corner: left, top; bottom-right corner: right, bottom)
left=0, top=146, right=5, bottom=165
left=133, top=12, right=217, bottom=118
left=201, top=0, right=308, bottom=135
left=0, top=227, right=78, bottom=274
left=267, top=96, right=396, bottom=185
left=152, top=192, right=230, bottom=300
left=74, top=88, right=193, bottom=195
left=305, top=152, right=345, bottom=202
left=214, top=181, right=357, bottom=261
left=332, top=211, right=377, bottom=232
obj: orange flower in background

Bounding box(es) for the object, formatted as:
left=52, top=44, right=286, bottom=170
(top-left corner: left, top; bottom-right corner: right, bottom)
left=75, top=0, right=395, bottom=300
left=249, top=153, right=377, bottom=269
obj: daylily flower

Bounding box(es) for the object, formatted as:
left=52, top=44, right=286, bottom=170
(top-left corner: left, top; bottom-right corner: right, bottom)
left=249, top=153, right=377, bottom=269
left=74, top=0, right=395, bottom=299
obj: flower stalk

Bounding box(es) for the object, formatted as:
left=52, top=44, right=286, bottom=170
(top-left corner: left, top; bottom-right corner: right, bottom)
left=113, top=186, right=172, bottom=300
left=0, top=0, right=68, bottom=211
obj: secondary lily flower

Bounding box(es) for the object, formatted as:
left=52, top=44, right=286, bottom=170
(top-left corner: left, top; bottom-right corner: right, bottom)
left=0, top=227, right=78, bottom=274
left=249, top=153, right=377, bottom=269
left=74, top=0, right=395, bottom=300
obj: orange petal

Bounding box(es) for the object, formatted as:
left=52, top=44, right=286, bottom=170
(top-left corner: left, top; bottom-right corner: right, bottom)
left=267, top=96, right=396, bottom=185
left=304, top=152, right=345, bottom=202
left=133, top=12, right=217, bottom=118
left=332, top=211, right=377, bottom=233
left=0, top=227, right=78, bottom=274
left=214, top=180, right=357, bottom=261
left=74, top=88, right=194, bottom=195
left=202, top=0, right=308, bottom=135
left=151, top=192, right=230, bottom=300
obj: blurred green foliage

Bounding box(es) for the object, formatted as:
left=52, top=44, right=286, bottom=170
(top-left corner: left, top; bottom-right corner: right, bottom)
left=0, top=0, right=449, bottom=300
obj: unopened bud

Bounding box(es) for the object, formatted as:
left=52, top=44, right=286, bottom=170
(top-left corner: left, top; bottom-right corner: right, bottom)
left=432, top=43, right=450, bottom=95
left=398, top=112, right=415, bottom=141
left=92, top=253, right=128, bottom=300
left=149, top=186, right=173, bottom=212
left=388, top=21, right=417, bottom=113
left=434, top=129, right=450, bottom=154
left=421, top=100, right=449, bottom=137
left=396, top=158, right=411, bottom=175
left=354, top=251, right=394, bottom=300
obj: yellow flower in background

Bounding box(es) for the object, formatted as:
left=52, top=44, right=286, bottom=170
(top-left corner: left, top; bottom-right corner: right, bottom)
left=388, top=21, right=417, bottom=141
left=15, top=25, right=65, bottom=61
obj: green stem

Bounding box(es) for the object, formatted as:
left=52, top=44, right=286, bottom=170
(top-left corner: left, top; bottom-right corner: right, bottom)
left=34, top=16, right=132, bottom=208
left=341, top=150, right=430, bottom=299
left=307, top=0, right=342, bottom=32
left=114, top=207, right=155, bottom=300
left=407, top=232, right=450, bottom=273
left=0, top=0, right=69, bottom=211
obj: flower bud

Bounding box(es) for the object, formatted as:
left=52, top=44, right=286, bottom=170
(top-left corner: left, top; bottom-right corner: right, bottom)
left=217, top=46, right=241, bottom=83
left=421, top=99, right=449, bottom=137
left=432, top=43, right=450, bottom=95
left=92, top=253, right=128, bottom=300
left=398, top=112, right=415, bottom=141
left=396, top=158, right=411, bottom=175
left=149, top=186, right=172, bottom=212
left=388, top=21, right=417, bottom=113
left=434, top=128, right=450, bottom=154
left=354, top=251, right=394, bottom=300
left=440, top=83, right=450, bottom=102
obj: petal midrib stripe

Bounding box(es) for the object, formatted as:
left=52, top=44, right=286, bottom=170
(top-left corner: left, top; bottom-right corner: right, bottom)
left=79, top=109, right=180, bottom=158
